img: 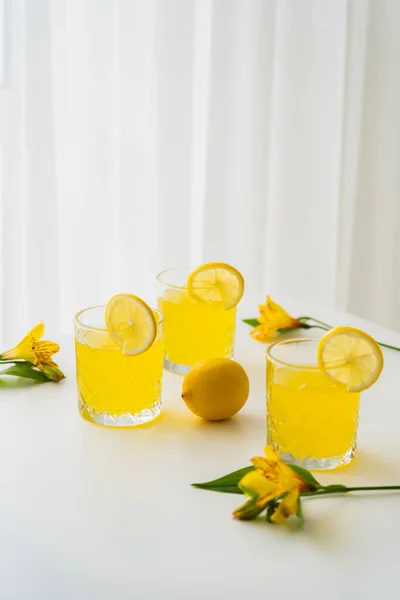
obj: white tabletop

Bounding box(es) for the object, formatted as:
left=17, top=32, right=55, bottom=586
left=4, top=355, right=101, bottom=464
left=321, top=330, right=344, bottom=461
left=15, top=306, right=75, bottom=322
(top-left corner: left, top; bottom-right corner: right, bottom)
left=1, top=310, right=400, bottom=600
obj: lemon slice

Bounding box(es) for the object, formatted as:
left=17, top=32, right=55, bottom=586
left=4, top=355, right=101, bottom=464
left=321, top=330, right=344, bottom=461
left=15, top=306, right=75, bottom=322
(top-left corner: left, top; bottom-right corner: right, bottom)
left=317, top=326, right=383, bottom=392
left=105, top=294, right=157, bottom=356
left=187, top=262, right=244, bottom=309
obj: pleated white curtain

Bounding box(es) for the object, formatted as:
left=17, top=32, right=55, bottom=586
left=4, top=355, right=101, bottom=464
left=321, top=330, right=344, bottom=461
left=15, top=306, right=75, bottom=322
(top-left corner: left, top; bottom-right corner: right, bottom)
left=1, top=0, right=400, bottom=337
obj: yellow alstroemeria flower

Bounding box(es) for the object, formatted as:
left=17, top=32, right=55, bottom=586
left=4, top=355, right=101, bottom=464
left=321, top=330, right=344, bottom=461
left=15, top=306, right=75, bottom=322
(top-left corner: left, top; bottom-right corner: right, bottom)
left=0, top=322, right=65, bottom=382
left=251, top=296, right=302, bottom=342
left=194, top=447, right=400, bottom=528
left=233, top=446, right=309, bottom=523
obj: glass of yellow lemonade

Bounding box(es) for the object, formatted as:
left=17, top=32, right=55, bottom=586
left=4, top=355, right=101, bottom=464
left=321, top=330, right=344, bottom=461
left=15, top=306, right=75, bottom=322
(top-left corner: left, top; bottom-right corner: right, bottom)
left=157, top=264, right=243, bottom=374
left=74, top=303, right=164, bottom=426
left=266, top=338, right=361, bottom=470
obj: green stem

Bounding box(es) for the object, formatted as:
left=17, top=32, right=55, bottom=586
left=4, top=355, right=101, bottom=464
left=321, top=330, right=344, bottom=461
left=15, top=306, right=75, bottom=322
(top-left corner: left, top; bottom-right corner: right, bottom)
left=376, top=341, right=400, bottom=352
left=299, top=316, right=332, bottom=329
left=302, top=485, right=400, bottom=498
left=300, top=316, right=400, bottom=352
left=308, top=325, right=330, bottom=332
left=245, top=312, right=400, bottom=351
left=301, top=490, right=340, bottom=498
left=345, top=486, right=400, bottom=493
left=0, top=360, right=20, bottom=365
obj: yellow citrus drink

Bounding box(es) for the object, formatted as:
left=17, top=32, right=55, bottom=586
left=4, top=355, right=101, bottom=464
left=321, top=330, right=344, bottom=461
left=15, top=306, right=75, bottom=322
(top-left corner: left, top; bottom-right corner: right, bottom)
left=267, top=339, right=360, bottom=469
left=74, top=305, right=164, bottom=426
left=158, top=288, right=236, bottom=372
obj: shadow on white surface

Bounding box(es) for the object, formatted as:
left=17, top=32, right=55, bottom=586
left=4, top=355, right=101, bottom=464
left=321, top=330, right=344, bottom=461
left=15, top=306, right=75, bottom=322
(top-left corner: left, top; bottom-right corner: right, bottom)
left=0, top=377, right=44, bottom=390
left=349, top=449, right=400, bottom=478
left=159, top=407, right=265, bottom=436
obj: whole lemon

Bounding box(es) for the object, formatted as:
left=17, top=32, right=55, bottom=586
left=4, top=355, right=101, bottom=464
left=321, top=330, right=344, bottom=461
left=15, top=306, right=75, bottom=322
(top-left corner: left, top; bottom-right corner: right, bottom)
left=181, top=357, right=250, bottom=421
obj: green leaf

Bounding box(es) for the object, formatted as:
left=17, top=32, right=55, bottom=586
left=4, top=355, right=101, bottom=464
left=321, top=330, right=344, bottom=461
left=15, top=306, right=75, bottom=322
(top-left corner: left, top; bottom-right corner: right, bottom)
left=193, top=463, right=323, bottom=495
left=0, top=362, right=50, bottom=382
left=192, top=466, right=255, bottom=494
left=320, top=484, right=348, bottom=493
left=276, top=327, right=295, bottom=334
left=242, top=318, right=260, bottom=328
left=277, top=324, right=312, bottom=334
left=288, top=464, right=321, bottom=489
left=297, top=500, right=305, bottom=530
left=239, top=484, right=259, bottom=499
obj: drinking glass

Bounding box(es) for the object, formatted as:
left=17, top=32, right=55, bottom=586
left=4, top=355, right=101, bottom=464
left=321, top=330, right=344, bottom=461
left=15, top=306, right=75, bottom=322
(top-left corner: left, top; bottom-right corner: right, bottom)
left=74, top=305, right=164, bottom=426
left=157, top=267, right=236, bottom=374
left=266, top=338, right=360, bottom=470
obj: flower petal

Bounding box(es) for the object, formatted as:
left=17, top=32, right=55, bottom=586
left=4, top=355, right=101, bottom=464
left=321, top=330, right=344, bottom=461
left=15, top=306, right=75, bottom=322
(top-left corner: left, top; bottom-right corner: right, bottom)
left=251, top=455, right=272, bottom=471
left=239, top=471, right=278, bottom=505
left=265, top=295, right=284, bottom=311
left=0, top=339, right=35, bottom=362
left=264, top=446, right=280, bottom=462
left=36, top=340, right=60, bottom=360
left=29, top=322, right=45, bottom=341
left=253, top=446, right=283, bottom=472
left=270, top=488, right=299, bottom=524
left=251, top=297, right=301, bottom=343
left=250, top=325, right=275, bottom=342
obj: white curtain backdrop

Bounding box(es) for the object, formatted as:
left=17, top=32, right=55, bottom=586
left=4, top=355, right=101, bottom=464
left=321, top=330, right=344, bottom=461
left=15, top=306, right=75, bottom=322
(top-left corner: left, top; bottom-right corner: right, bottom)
left=1, top=0, right=400, bottom=337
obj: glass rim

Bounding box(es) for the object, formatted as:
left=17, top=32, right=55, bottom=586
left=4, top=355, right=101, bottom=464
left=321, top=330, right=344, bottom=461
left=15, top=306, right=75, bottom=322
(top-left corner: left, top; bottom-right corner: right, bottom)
left=156, top=266, right=191, bottom=289
left=266, top=337, right=321, bottom=370
left=73, top=304, right=164, bottom=333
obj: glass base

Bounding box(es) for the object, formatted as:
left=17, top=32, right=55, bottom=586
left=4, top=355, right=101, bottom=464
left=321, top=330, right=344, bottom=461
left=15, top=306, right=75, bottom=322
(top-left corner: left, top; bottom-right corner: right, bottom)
left=272, top=441, right=356, bottom=471
left=163, top=355, right=192, bottom=375
left=78, top=394, right=162, bottom=427
left=163, top=353, right=235, bottom=376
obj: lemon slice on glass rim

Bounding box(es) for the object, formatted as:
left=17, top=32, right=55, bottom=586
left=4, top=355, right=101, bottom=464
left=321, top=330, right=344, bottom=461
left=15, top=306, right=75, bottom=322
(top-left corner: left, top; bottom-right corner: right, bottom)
left=317, top=326, right=384, bottom=392
left=105, top=294, right=157, bottom=356
left=187, top=262, right=244, bottom=309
